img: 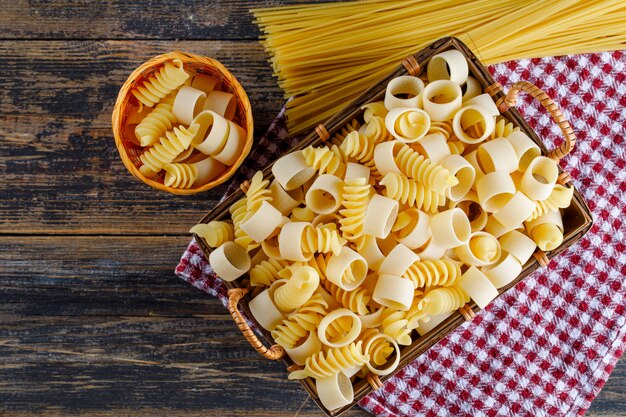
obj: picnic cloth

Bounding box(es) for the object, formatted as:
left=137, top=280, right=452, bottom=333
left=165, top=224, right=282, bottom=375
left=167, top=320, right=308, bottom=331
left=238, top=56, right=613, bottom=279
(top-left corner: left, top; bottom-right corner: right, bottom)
left=176, top=50, right=626, bottom=416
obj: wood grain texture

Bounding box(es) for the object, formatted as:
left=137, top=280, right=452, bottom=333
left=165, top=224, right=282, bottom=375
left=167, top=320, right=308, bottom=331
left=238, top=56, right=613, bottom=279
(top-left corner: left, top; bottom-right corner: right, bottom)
left=0, top=40, right=283, bottom=235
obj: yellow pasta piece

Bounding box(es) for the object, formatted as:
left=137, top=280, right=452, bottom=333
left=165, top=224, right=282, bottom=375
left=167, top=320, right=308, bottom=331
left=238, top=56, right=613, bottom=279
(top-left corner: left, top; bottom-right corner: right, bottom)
left=163, top=157, right=225, bottom=189
left=380, top=307, right=412, bottom=346
left=271, top=293, right=328, bottom=349
left=447, top=140, right=466, bottom=155
left=428, top=120, right=453, bottom=140
left=341, top=131, right=380, bottom=168
left=139, top=125, right=199, bottom=177
left=134, top=93, right=177, bottom=147
left=394, top=142, right=458, bottom=194
left=288, top=341, right=369, bottom=380
left=249, top=258, right=290, bottom=287
left=302, top=145, right=347, bottom=177
left=414, top=286, right=470, bottom=316
left=290, top=206, right=316, bottom=222
left=229, top=197, right=259, bottom=251
left=302, top=224, right=346, bottom=256
left=132, top=59, right=190, bottom=108
left=330, top=118, right=361, bottom=147
left=189, top=221, right=234, bottom=248
left=338, top=178, right=370, bottom=249
left=380, top=172, right=445, bottom=213
left=530, top=223, right=564, bottom=251
left=359, top=328, right=394, bottom=367
left=527, top=184, right=574, bottom=221
left=403, top=258, right=462, bottom=289
left=490, top=116, right=519, bottom=140
left=273, top=266, right=320, bottom=312
left=362, top=115, right=392, bottom=144
left=246, top=171, right=273, bottom=211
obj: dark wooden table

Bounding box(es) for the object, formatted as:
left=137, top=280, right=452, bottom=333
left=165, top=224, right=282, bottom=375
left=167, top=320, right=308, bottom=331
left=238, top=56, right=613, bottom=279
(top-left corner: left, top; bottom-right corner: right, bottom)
left=0, top=1, right=623, bottom=416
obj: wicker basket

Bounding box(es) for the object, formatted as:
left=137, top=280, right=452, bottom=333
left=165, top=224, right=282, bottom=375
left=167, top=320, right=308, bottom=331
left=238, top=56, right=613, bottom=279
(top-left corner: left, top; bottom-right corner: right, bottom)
left=112, top=51, right=254, bottom=195
left=193, top=38, right=593, bottom=416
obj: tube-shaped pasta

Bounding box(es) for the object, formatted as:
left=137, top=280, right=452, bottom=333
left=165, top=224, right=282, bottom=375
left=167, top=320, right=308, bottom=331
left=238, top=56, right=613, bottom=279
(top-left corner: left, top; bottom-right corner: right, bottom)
left=132, top=59, right=190, bottom=108
left=394, top=142, right=457, bottom=194
left=189, top=221, right=234, bottom=248
left=249, top=258, right=290, bottom=287
left=288, top=341, right=369, bottom=380
left=139, top=125, right=198, bottom=177
left=403, top=258, right=462, bottom=289
left=271, top=293, right=328, bottom=349
left=302, top=145, right=346, bottom=177
left=380, top=172, right=445, bottom=213
left=134, top=94, right=177, bottom=146
left=272, top=266, right=320, bottom=312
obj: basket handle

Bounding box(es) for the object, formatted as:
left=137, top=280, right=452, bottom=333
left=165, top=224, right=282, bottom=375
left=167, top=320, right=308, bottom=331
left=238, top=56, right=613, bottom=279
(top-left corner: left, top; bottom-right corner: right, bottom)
left=497, top=81, right=576, bottom=161
left=227, top=287, right=285, bottom=361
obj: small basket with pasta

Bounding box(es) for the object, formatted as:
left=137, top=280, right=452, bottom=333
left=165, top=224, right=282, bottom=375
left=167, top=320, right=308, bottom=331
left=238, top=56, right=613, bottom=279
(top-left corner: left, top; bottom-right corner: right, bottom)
left=112, top=51, right=254, bottom=195
left=191, top=38, right=593, bottom=416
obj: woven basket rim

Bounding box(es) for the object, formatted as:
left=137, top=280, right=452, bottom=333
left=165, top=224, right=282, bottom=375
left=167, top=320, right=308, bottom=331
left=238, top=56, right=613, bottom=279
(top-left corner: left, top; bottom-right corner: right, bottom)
left=111, top=51, right=254, bottom=195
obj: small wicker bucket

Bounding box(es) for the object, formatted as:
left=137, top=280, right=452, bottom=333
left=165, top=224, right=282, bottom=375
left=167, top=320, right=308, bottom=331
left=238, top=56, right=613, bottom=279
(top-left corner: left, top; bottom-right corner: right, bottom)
left=112, top=51, right=254, bottom=195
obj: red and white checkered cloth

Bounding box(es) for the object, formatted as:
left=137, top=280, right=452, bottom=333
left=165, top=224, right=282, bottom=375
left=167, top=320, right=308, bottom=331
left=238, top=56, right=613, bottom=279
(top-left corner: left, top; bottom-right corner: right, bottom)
left=176, top=50, right=626, bottom=416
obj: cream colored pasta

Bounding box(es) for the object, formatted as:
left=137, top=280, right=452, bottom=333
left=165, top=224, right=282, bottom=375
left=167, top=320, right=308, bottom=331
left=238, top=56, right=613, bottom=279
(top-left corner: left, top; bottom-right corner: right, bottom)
left=361, top=101, right=388, bottom=122
left=344, top=162, right=371, bottom=182
left=422, top=80, right=463, bottom=121
left=459, top=266, right=499, bottom=309
left=493, top=191, right=536, bottom=230
left=272, top=152, right=317, bottom=191
left=284, top=331, right=323, bottom=366
left=380, top=172, right=444, bottom=213
left=451, top=191, right=488, bottom=232
left=272, top=266, right=320, bottom=312
left=240, top=201, right=283, bottom=243
left=290, top=206, right=316, bottom=222
left=316, top=373, right=354, bottom=411
left=361, top=329, right=400, bottom=376
left=209, top=241, right=251, bottom=282
left=213, top=120, right=246, bottom=165
left=440, top=154, right=475, bottom=201
left=173, top=86, right=207, bottom=125
left=427, top=49, right=469, bottom=85
left=363, top=194, right=399, bottom=238
left=271, top=292, right=328, bottom=349
left=463, top=150, right=485, bottom=181
left=278, top=222, right=312, bottom=261
left=379, top=243, right=420, bottom=277
left=269, top=179, right=303, bottom=215
left=430, top=208, right=471, bottom=249
left=288, top=341, right=369, bottom=380
left=338, top=177, right=370, bottom=247
left=192, top=110, right=230, bottom=156
left=477, top=138, right=518, bottom=173
left=506, top=131, right=541, bottom=172
left=416, top=312, right=453, bottom=336
left=373, top=274, right=414, bottom=311
left=481, top=253, right=523, bottom=289
left=164, top=156, right=226, bottom=188
left=361, top=115, right=391, bottom=144
left=462, top=76, right=482, bottom=102
left=404, top=258, right=462, bottom=288
left=394, top=142, right=457, bottom=194
left=484, top=215, right=519, bottom=238
left=139, top=125, right=199, bottom=177
left=455, top=231, right=501, bottom=267
left=326, top=246, right=368, bottom=290
left=190, top=220, right=234, bottom=248
left=358, top=305, right=384, bottom=329
left=392, top=208, right=431, bottom=249
left=190, top=73, right=220, bottom=94
left=302, top=145, right=346, bottom=177
left=498, top=229, right=537, bottom=265
left=463, top=93, right=500, bottom=117
left=249, top=288, right=284, bottom=331
left=525, top=209, right=564, bottom=251
left=520, top=156, right=559, bottom=201
left=452, top=105, right=496, bottom=144
left=357, top=235, right=385, bottom=271
left=202, top=90, right=237, bottom=120
left=384, top=75, right=424, bottom=110
left=385, top=107, right=430, bottom=143
left=134, top=93, right=176, bottom=147
left=305, top=174, right=344, bottom=214
left=415, top=237, right=447, bottom=260
left=317, top=308, right=362, bottom=348
left=373, top=141, right=402, bottom=176
left=476, top=171, right=516, bottom=213
left=411, top=132, right=451, bottom=164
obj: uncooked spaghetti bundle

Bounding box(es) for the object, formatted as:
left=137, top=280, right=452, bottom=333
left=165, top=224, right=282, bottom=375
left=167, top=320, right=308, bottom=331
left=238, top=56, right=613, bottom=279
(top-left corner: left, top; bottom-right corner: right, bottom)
left=253, top=0, right=626, bottom=135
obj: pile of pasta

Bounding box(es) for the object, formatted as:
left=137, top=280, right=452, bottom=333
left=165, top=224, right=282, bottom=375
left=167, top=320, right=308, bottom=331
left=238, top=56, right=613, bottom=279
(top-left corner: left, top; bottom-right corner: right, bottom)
left=195, top=49, right=574, bottom=411
left=124, top=59, right=246, bottom=188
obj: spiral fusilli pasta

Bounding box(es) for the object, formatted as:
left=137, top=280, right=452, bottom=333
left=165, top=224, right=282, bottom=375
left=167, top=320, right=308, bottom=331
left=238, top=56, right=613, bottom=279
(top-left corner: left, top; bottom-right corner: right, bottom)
left=394, top=142, right=457, bottom=194
left=290, top=206, right=316, bottom=222
left=246, top=171, right=272, bottom=212
left=447, top=140, right=465, bottom=154
left=403, top=258, right=462, bottom=289
left=302, top=224, right=346, bottom=256
left=190, top=221, right=234, bottom=248
left=359, top=328, right=394, bottom=367
left=302, top=145, right=346, bottom=177
left=134, top=94, right=177, bottom=147
left=380, top=172, right=445, bottom=213
left=288, top=341, right=369, bottom=380
left=527, top=184, right=574, bottom=220
left=132, top=59, right=190, bottom=108
left=490, top=116, right=519, bottom=140
left=380, top=307, right=412, bottom=346
left=271, top=293, right=328, bottom=349
left=330, top=118, right=361, bottom=147
left=273, top=266, right=320, bottom=312
left=139, top=125, right=198, bottom=177
left=339, top=178, right=370, bottom=248
left=249, top=258, right=290, bottom=287
left=415, top=286, right=469, bottom=316
left=229, top=198, right=259, bottom=251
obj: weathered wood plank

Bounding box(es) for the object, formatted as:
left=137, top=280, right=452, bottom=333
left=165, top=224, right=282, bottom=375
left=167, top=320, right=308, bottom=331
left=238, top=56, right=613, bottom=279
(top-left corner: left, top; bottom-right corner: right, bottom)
left=0, top=40, right=285, bottom=235
left=0, top=0, right=328, bottom=40
left=0, top=235, right=370, bottom=416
